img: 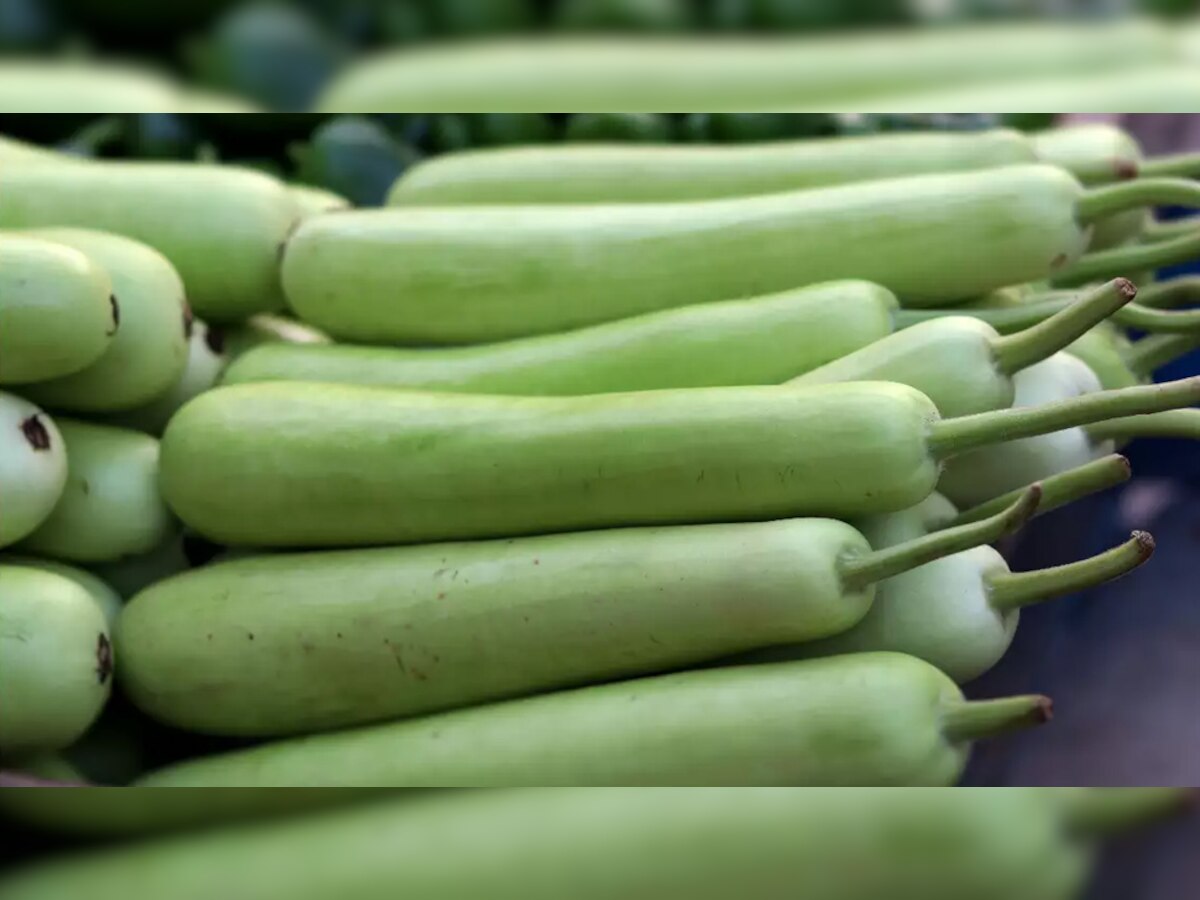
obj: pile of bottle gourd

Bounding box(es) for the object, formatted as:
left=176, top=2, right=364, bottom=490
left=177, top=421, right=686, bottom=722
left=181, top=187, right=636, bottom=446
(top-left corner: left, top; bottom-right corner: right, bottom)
left=2, top=122, right=1200, bottom=900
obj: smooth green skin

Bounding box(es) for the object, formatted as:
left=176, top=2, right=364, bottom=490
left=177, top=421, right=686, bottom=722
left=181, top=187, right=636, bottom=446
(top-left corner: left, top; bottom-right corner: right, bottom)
left=317, top=19, right=1167, bottom=111
left=160, top=381, right=941, bottom=548
left=119, top=518, right=878, bottom=737
left=0, top=567, right=111, bottom=758
left=282, top=165, right=1089, bottom=344
left=224, top=281, right=900, bottom=395
left=0, top=787, right=373, bottom=839
left=106, top=321, right=229, bottom=435
left=0, top=393, right=67, bottom=548
left=0, top=163, right=299, bottom=323
left=0, top=554, right=121, bottom=628
left=0, top=789, right=1090, bottom=900
left=0, top=135, right=71, bottom=164
left=791, top=316, right=1013, bottom=418
left=1067, top=324, right=1140, bottom=390
left=0, top=62, right=185, bottom=113
left=140, top=654, right=975, bottom=787
left=0, top=237, right=116, bottom=385
left=387, top=129, right=1035, bottom=206
left=852, top=492, right=959, bottom=550
left=1032, top=124, right=1146, bottom=250
left=18, top=230, right=189, bottom=413
left=221, top=313, right=332, bottom=360
left=288, top=184, right=351, bottom=217
left=19, top=420, right=175, bottom=564
left=939, top=354, right=1112, bottom=509
left=786, top=547, right=1016, bottom=684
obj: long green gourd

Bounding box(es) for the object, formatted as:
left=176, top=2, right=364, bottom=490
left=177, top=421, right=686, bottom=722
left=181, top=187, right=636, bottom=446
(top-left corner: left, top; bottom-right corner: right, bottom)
left=223, top=280, right=1127, bottom=409
left=0, top=788, right=1117, bottom=900
left=0, top=163, right=299, bottom=322
left=0, top=394, right=66, bottom=549
left=766, top=532, right=1152, bottom=684
left=226, top=281, right=903, bottom=393
left=17, top=229, right=190, bottom=413
left=387, top=129, right=1036, bottom=205
left=0, top=566, right=112, bottom=758
left=1031, top=123, right=1146, bottom=250
left=118, top=493, right=1034, bottom=736
left=160, top=378, right=1200, bottom=549
left=0, top=236, right=116, bottom=385
left=316, top=19, right=1170, bottom=111
left=19, top=420, right=175, bottom=565
left=282, top=165, right=1200, bottom=343
left=789, top=279, right=1134, bottom=417
left=134, top=653, right=1051, bottom=787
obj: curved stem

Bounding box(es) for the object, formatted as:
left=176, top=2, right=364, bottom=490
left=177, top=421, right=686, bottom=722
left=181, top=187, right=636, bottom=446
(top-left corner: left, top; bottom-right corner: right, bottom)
left=838, top=486, right=1039, bottom=592
left=1052, top=227, right=1200, bottom=289
left=1060, top=788, right=1196, bottom=839
left=940, top=695, right=1053, bottom=744
left=1087, top=409, right=1200, bottom=443
left=1126, top=332, right=1200, bottom=375
left=947, top=454, right=1130, bottom=528
left=927, top=377, right=1200, bottom=460
left=1076, top=178, right=1200, bottom=226
left=1131, top=276, right=1200, bottom=309
left=987, top=532, right=1155, bottom=613
left=990, top=279, right=1135, bottom=374
left=1111, top=304, right=1200, bottom=333
left=1138, top=152, right=1200, bottom=179
left=1139, top=218, right=1194, bottom=245
left=894, top=301, right=1064, bottom=334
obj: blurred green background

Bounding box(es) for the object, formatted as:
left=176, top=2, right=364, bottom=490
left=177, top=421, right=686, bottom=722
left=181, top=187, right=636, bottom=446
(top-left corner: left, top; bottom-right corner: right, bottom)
left=0, top=111, right=1023, bottom=206
left=0, top=0, right=1191, bottom=112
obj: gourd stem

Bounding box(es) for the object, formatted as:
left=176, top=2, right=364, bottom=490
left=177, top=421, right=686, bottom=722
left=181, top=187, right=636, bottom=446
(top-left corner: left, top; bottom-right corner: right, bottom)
left=1076, top=177, right=1200, bottom=225
left=947, top=455, right=1129, bottom=528
left=987, top=532, right=1155, bottom=613
left=1126, top=332, right=1200, bottom=375
left=1087, top=409, right=1200, bottom=443
left=838, top=486, right=1039, bottom=591
left=940, top=695, right=1053, bottom=744
left=1060, top=788, right=1196, bottom=839
left=990, top=279, right=1135, bottom=374
left=1138, top=152, right=1200, bottom=179
left=927, top=377, right=1200, bottom=460
left=1052, top=227, right=1200, bottom=289
left=893, top=302, right=1064, bottom=333
left=1139, top=218, right=1194, bottom=245
left=1129, top=276, right=1200, bottom=309
left=1110, top=304, right=1200, bottom=333
left=966, top=293, right=1200, bottom=335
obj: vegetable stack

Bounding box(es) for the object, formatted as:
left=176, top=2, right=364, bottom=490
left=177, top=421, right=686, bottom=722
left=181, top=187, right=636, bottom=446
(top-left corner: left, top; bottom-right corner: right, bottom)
left=2, top=118, right=1198, bottom=900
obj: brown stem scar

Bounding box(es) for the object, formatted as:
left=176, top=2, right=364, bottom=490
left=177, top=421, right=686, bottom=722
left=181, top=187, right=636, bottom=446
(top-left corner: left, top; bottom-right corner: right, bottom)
left=20, top=415, right=51, bottom=452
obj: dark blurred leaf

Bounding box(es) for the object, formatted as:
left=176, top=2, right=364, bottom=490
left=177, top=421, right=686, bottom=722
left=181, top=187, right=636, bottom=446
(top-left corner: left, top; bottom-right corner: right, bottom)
left=122, top=114, right=203, bottom=160
left=57, top=116, right=125, bottom=158
left=554, top=0, right=693, bottom=30
left=468, top=114, right=556, bottom=146
left=0, top=0, right=60, bottom=51
left=291, top=114, right=418, bottom=206
left=377, top=0, right=428, bottom=44
left=188, top=1, right=346, bottom=112
left=705, top=113, right=838, bottom=142
left=426, top=114, right=475, bottom=153
left=565, top=112, right=672, bottom=142
left=421, top=0, right=535, bottom=35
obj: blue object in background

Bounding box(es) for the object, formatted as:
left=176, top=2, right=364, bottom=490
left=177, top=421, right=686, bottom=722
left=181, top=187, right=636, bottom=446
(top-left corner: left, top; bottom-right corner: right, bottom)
left=963, top=223, right=1200, bottom=897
